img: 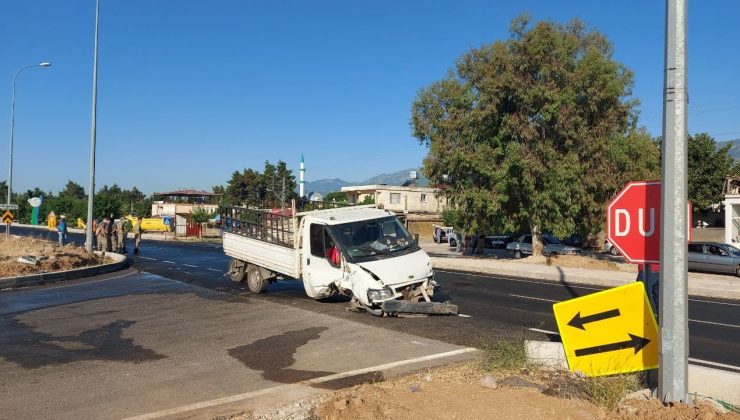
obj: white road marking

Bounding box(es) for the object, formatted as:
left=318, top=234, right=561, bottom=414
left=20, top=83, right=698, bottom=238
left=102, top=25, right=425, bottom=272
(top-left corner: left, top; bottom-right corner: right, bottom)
left=688, top=358, right=740, bottom=371
left=688, top=298, right=740, bottom=307
left=162, top=260, right=176, bottom=264
left=182, top=264, right=198, bottom=268
left=436, top=269, right=604, bottom=290
left=138, top=256, right=157, bottom=261
left=183, top=271, right=193, bottom=275
left=206, top=268, right=221, bottom=272
left=457, top=314, right=472, bottom=318
left=509, top=293, right=559, bottom=303
left=124, top=347, right=477, bottom=420
left=528, top=328, right=559, bottom=335
left=438, top=269, right=740, bottom=305
left=689, top=319, right=740, bottom=329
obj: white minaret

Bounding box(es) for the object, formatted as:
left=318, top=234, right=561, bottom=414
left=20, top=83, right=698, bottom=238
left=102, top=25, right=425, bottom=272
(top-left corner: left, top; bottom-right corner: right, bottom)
left=299, top=154, right=305, bottom=198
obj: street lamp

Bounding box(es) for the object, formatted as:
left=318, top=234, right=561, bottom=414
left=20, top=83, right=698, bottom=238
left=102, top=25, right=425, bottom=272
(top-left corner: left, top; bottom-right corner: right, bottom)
left=7, top=62, right=52, bottom=206
left=86, top=0, right=100, bottom=252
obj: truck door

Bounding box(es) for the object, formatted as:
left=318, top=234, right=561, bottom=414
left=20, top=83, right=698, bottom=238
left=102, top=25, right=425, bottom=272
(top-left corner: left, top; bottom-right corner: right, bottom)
left=302, top=223, right=344, bottom=298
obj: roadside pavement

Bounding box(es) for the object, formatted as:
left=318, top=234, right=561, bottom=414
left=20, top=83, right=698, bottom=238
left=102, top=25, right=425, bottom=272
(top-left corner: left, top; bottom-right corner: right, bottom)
left=422, top=241, right=740, bottom=301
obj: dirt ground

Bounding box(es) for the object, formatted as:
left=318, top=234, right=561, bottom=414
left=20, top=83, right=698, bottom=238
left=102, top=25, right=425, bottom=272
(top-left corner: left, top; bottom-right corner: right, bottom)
left=0, top=236, right=109, bottom=277
left=311, top=364, right=737, bottom=420
left=523, top=254, right=635, bottom=272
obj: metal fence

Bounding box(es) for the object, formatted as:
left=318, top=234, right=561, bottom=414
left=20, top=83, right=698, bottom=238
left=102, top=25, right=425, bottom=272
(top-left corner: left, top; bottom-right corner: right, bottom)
left=220, top=206, right=294, bottom=248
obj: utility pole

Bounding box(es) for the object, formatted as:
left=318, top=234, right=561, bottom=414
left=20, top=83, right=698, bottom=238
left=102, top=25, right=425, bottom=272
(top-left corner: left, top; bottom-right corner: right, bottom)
left=659, top=0, right=689, bottom=403
left=86, top=0, right=100, bottom=253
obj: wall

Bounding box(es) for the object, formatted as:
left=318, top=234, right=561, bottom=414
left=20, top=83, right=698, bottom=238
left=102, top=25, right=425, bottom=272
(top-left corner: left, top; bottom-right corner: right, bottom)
left=691, top=227, right=724, bottom=243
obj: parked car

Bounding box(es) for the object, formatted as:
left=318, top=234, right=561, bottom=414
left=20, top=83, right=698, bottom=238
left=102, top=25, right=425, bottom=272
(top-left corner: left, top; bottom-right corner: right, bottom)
left=603, top=240, right=620, bottom=256
left=506, top=234, right=581, bottom=258
left=432, top=226, right=455, bottom=244
left=447, top=231, right=459, bottom=248
left=483, top=235, right=513, bottom=249
left=561, top=234, right=585, bottom=248
left=688, top=242, right=740, bottom=277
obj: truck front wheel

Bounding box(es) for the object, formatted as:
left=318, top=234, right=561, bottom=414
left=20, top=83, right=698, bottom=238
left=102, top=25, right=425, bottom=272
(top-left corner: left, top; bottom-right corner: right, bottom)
left=228, top=258, right=246, bottom=282
left=247, top=265, right=269, bottom=294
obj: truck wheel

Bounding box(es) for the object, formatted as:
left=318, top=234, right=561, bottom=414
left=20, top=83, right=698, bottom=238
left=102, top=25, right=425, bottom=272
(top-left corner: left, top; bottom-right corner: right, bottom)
left=228, top=258, right=246, bottom=282
left=247, top=265, right=269, bottom=294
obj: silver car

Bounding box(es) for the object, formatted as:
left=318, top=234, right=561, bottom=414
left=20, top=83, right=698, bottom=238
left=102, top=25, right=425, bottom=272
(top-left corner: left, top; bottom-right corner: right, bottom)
left=506, top=234, right=580, bottom=259
left=688, top=242, right=740, bottom=277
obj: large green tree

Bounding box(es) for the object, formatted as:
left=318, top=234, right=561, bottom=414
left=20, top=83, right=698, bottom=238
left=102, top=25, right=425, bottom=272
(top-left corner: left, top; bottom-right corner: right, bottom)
left=225, top=160, right=297, bottom=208
left=688, top=133, right=734, bottom=210
left=411, top=15, right=652, bottom=254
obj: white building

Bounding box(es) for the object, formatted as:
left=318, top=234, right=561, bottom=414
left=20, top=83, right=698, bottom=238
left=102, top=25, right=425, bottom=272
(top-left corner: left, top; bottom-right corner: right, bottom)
left=724, top=177, right=740, bottom=244
left=340, top=184, right=447, bottom=237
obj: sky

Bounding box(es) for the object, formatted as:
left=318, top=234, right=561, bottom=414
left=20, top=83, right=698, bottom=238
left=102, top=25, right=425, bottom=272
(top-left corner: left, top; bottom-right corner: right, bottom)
left=2, top=1, right=740, bottom=195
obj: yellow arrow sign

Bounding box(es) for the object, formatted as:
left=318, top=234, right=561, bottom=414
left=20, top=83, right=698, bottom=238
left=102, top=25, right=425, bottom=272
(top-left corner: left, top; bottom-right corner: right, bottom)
left=553, top=282, right=658, bottom=377
left=2, top=210, right=13, bottom=223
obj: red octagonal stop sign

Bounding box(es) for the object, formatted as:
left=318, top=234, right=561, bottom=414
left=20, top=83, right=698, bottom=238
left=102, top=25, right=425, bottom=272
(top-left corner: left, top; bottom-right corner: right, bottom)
left=607, top=181, right=691, bottom=264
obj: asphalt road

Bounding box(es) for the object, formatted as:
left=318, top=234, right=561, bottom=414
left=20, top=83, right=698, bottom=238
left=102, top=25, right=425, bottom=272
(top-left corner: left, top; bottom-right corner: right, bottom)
left=5, top=225, right=740, bottom=371
left=0, top=249, right=469, bottom=417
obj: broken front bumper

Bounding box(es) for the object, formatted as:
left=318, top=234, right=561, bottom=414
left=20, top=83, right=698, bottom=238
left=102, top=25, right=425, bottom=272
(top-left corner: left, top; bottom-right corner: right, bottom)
left=380, top=300, right=459, bottom=315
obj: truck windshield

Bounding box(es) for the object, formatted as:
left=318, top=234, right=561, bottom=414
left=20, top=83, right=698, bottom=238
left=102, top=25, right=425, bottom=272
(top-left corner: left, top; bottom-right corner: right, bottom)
left=329, top=217, right=418, bottom=262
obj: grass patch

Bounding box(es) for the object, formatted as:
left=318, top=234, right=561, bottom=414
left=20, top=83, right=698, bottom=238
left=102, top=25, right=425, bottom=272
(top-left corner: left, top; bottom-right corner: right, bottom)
left=478, top=337, right=530, bottom=372
left=543, top=371, right=643, bottom=411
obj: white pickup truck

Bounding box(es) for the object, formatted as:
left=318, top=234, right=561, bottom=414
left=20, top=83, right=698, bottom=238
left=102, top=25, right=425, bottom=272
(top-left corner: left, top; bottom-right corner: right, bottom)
left=221, top=203, right=457, bottom=316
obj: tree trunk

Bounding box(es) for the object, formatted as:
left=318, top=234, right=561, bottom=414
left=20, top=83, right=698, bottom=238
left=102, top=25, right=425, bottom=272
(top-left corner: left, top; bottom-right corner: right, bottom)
left=531, top=224, right=544, bottom=257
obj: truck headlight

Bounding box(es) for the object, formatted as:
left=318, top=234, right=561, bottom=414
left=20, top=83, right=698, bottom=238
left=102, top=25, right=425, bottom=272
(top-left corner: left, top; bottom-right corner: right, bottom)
left=367, top=287, right=394, bottom=302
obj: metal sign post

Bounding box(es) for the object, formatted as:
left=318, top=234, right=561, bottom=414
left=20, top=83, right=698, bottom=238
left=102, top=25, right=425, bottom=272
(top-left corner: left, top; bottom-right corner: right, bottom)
left=659, top=0, right=689, bottom=403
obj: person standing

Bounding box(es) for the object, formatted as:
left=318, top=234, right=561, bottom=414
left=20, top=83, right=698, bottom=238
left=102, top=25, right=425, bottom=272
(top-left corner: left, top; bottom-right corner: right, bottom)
left=96, top=218, right=108, bottom=252
left=114, top=217, right=126, bottom=253
left=106, top=215, right=114, bottom=252
left=133, top=216, right=143, bottom=254
left=57, top=215, right=68, bottom=246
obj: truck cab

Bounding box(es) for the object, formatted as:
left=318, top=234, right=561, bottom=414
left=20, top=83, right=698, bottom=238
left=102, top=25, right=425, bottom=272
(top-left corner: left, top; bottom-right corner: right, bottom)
left=300, top=208, right=436, bottom=312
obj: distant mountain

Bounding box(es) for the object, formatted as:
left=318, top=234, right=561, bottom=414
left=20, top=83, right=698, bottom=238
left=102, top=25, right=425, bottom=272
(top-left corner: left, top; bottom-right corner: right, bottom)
left=717, top=139, right=740, bottom=161
left=304, top=168, right=429, bottom=196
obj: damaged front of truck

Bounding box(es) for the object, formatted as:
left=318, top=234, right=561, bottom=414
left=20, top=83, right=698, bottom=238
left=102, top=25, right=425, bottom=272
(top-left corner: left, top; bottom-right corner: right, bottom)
left=327, top=214, right=458, bottom=316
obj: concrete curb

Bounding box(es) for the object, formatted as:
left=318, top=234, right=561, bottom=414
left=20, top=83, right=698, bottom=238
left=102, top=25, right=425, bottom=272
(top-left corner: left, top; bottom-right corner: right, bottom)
left=431, top=257, right=740, bottom=301
left=0, top=252, right=129, bottom=290
left=526, top=340, right=740, bottom=405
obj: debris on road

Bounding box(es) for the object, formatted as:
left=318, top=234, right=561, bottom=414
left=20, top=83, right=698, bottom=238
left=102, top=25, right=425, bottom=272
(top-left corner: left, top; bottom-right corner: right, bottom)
left=16, top=255, right=38, bottom=265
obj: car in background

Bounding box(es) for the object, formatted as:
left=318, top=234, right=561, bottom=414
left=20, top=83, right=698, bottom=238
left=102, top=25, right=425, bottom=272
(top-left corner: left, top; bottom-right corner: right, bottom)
left=433, top=226, right=457, bottom=246
left=506, top=234, right=581, bottom=258
left=688, top=242, right=740, bottom=277
left=483, top=235, right=513, bottom=249
left=603, top=240, right=620, bottom=256
left=561, top=234, right=585, bottom=248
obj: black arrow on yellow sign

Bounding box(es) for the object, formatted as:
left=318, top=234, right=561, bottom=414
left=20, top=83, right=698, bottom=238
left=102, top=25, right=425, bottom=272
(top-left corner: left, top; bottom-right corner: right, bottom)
left=567, top=308, right=621, bottom=330
left=574, top=334, right=651, bottom=357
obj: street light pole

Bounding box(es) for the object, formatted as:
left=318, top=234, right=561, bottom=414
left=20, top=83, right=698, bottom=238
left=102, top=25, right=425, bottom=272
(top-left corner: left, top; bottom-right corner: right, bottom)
left=86, top=0, right=100, bottom=252
left=7, top=62, right=51, bottom=206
